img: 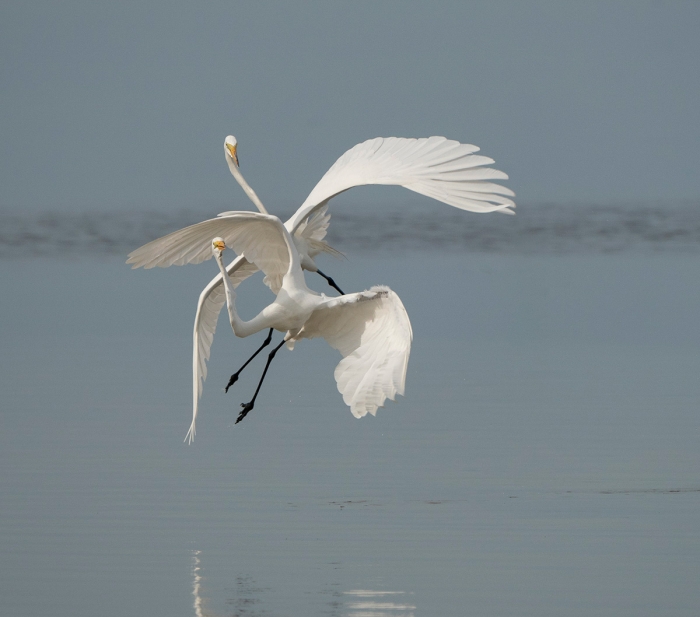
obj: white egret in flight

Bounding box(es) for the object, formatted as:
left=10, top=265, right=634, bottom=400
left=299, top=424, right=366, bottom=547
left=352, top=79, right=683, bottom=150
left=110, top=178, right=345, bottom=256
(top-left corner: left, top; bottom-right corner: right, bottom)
left=129, top=212, right=413, bottom=440
left=221, top=134, right=515, bottom=290
left=128, top=135, right=514, bottom=442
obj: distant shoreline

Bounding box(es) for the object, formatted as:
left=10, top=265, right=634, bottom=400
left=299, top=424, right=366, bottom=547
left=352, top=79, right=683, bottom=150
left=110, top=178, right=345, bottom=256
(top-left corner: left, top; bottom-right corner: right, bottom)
left=2, top=202, right=699, bottom=259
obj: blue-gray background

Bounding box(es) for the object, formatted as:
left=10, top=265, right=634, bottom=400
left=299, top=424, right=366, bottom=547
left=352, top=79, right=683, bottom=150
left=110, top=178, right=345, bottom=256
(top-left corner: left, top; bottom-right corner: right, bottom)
left=1, top=1, right=699, bottom=213
left=2, top=4, right=700, bottom=617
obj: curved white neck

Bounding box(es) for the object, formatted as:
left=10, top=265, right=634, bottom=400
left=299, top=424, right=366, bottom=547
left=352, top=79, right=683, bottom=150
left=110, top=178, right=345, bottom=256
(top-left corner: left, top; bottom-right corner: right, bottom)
left=214, top=251, right=270, bottom=338
left=226, top=155, right=269, bottom=214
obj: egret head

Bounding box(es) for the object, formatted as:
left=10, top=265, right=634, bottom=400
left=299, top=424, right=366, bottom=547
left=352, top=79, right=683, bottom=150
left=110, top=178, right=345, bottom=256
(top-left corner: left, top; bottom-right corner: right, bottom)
left=224, top=135, right=239, bottom=167
left=212, top=237, right=226, bottom=254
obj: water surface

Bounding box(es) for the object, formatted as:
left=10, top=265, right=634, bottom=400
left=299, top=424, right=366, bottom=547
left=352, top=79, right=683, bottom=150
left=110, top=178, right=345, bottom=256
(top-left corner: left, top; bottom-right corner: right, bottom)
left=1, top=219, right=699, bottom=616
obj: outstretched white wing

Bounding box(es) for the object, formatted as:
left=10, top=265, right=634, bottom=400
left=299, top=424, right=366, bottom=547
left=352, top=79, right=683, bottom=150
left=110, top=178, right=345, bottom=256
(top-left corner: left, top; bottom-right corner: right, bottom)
left=287, top=136, right=515, bottom=233
left=126, top=212, right=293, bottom=284
left=295, top=285, right=412, bottom=418
left=186, top=255, right=259, bottom=444
left=127, top=211, right=301, bottom=442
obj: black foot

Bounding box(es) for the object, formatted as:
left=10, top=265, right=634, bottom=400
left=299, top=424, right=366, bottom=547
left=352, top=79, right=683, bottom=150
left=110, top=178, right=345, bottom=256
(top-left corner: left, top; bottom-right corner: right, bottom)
left=225, top=373, right=239, bottom=393
left=236, top=401, right=254, bottom=423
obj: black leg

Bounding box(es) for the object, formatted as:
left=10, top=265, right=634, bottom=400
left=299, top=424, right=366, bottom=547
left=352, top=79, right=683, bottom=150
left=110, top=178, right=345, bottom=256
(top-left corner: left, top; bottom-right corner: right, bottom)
left=225, top=328, right=274, bottom=392
left=237, top=338, right=287, bottom=423
left=316, top=269, right=344, bottom=295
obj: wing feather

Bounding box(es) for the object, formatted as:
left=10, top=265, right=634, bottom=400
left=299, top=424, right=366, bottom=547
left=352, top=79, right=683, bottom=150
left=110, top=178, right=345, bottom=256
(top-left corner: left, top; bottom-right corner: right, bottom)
left=127, top=212, right=291, bottom=288
left=186, top=255, right=259, bottom=443
left=295, top=205, right=331, bottom=243
left=295, top=285, right=412, bottom=418
left=287, top=136, right=514, bottom=233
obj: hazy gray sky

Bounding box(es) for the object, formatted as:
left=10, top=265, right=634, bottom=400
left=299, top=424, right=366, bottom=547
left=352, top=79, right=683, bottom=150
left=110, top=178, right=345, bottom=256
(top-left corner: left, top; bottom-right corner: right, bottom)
left=1, top=1, right=699, bottom=213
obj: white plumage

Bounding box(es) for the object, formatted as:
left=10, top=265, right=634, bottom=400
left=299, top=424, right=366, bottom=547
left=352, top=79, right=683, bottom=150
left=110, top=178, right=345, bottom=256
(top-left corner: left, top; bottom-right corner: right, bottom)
left=191, top=256, right=258, bottom=421
left=129, top=212, right=412, bottom=440
left=286, top=136, right=515, bottom=233
left=128, top=135, right=513, bottom=441
left=295, top=286, right=412, bottom=418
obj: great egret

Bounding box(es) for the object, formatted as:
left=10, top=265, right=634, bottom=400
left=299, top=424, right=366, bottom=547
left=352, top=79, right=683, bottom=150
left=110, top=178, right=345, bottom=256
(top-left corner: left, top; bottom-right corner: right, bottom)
left=128, top=135, right=514, bottom=441
left=130, top=212, right=413, bottom=438
left=221, top=134, right=515, bottom=287
left=223, top=136, right=346, bottom=292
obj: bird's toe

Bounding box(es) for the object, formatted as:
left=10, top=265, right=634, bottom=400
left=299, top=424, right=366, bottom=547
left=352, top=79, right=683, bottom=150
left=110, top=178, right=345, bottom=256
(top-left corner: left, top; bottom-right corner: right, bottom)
left=236, top=402, right=254, bottom=423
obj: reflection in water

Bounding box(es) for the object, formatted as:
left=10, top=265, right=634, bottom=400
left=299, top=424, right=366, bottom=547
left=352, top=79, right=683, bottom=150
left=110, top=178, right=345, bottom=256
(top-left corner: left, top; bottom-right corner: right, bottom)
left=343, top=590, right=416, bottom=617
left=189, top=551, right=275, bottom=617
left=191, top=551, right=207, bottom=617
left=190, top=553, right=415, bottom=616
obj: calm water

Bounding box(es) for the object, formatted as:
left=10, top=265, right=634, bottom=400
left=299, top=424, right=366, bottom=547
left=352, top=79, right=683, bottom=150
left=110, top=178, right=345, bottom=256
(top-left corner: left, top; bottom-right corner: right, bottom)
left=1, top=212, right=699, bottom=615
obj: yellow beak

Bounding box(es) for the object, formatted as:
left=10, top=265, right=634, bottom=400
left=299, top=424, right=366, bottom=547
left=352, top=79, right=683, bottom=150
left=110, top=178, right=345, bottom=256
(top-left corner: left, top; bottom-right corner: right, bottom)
left=225, top=143, right=239, bottom=167
left=213, top=240, right=226, bottom=251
